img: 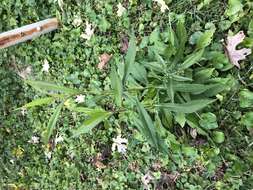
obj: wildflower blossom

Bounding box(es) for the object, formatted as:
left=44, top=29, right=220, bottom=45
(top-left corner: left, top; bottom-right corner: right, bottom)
left=81, top=21, right=94, bottom=40
left=28, top=136, right=40, bottom=144
left=112, top=134, right=128, bottom=154
left=75, top=95, right=85, bottom=104
left=42, top=59, right=50, bottom=72
left=153, top=0, right=169, bottom=12
left=55, top=135, right=64, bottom=145
left=73, top=16, right=82, bottom=27
left=117, top=3, right=126, bottom=17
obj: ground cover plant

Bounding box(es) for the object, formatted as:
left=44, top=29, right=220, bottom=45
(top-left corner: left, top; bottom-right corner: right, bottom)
left=1, top=0, right=253, bottom=189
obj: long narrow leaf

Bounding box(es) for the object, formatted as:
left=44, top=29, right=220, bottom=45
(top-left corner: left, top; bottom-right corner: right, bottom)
left=122, top=33, right=136, bottom=85
left=26, top=80, right=79, bottom=94
left=180, top=49, right=204, bottom=69
left=156, top=99, right=215, bottom=113
left=136, top=100, right=159, bottom=149
left=72, top=110, right=111, bottom=137
left=43, top=102, right=64, bottom=144
left=22, top=97, right=55, bottom=108
left=67, top=106, right=94, bottom=115
left=110, top=66, right=123, bottom=107
left=173, top=83, right=218, bottom=94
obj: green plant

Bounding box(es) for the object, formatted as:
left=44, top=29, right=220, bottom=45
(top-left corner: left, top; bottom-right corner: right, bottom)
left=23, top=16, right=231, bottom=153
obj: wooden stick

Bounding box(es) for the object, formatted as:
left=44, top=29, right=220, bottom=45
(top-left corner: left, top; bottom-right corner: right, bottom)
left=0, top=18, right=59, bottom=49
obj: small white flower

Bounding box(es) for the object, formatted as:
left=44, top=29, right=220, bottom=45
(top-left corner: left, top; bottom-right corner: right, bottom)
left=117, top=3, right=126, bottom=17
left=21, top=108, right=27, bottom=116
left=112, top=134, right=128, bottom=154
left=80, top=21, right=94, bottom=40
left=42, top=59, right=50, bottom=72
left=45, top=151, right=52, bottom=160
left=153, top=0, right=169, bottom=12
left=10, top=159, right=15, bottom=164
left=18, top=66, right=32, bottom=79
left=28, top=136, right=40, bottom=144
left=73, top=16, right=83, bottom=27
left=55, top=135, right=64, bottom=145
left=141, top=172, right=154, bottom=189
left=75, top=95, right=85, bottom=104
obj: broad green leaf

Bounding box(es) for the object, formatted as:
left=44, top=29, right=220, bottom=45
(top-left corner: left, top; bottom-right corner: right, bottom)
left=212, top=131, right=225, bottom=143
left=144, top=61, right=164, bottom=74
left=110, top=66, right=123, bottom=107
left=239, top=89, right=253, bottom=108
left=196, top=29, right=215, bottom=49
left=199, top=112, right=218, bottom=129
left=26, top=80, right=79, bottom=94
left=131, top=62, right=147, bottom=84
left=225, top=0, right=243, bottom=17
left=202, top=83, right=228, bottom=97
left=156, top=99, right=215, bottom=113
left=175, top=113, right=186, bottom=127
left=122, top=33, right=136, bottom=85
left=182, top=146, right=197, bottom=157
left=180, top=49, right=204, bottom=69
left=241, top=112, right=253, bottom=128
left=43, top=102, right=64, bottom=144
left=248, top=20, right=253, bottom=37
left=194, top=68, right=215, bottom=82
left=72, top=110, right=111, bottom=137
left=22, top=97, right=55, bottom=108
left=161, top=109, right=173, bottom=128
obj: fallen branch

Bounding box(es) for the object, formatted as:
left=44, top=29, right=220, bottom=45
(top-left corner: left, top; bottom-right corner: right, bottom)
left=0, top=18, right=59, bottom=49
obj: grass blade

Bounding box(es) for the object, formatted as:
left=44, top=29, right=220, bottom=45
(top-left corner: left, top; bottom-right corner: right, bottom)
left=43, top=102, right=64, bottom=144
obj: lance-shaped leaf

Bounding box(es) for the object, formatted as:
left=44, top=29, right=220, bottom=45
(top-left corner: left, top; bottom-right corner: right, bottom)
left=25, top=80, right=79, bottom=94
left=72, top=110, right=111, bottom=137
left=225, top=31, right=252, bottom=68
left=136, top=100, right=168, bottom=153
left=43, top=102, right=64, bottom=144
left=156, top=99, right=215, bottom=113
left=110, top=66, right=123, bottom=107
left=21, top=97, right=55, bottom=109
left=180, top=49, right=204, bottom=69
left=122, top=33, right=136, bottom=85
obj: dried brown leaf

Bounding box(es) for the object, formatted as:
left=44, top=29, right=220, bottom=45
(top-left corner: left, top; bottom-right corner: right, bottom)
left=121, top=37, right=129, bottom=54
left=98, top=53, right=112, bottom=70
left=225, top=31, right=252, bottom=68
left=92, top=153, right=106, bottom=169
left=190, top=128, right=197, bottom=139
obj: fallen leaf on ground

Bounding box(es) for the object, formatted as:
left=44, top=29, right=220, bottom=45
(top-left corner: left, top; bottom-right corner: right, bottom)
left=98, top=53, right=112, bottom=70
left=121, top=36, right=129, bottom=54
left=92, top=153, right=106, bottom=169
left=225, top=31, right=252, bottom=68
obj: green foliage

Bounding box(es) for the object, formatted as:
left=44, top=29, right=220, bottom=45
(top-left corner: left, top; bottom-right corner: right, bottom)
left=43, top=102, right=64, bottom=144
left=1, top=0, right=253, bottom=189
